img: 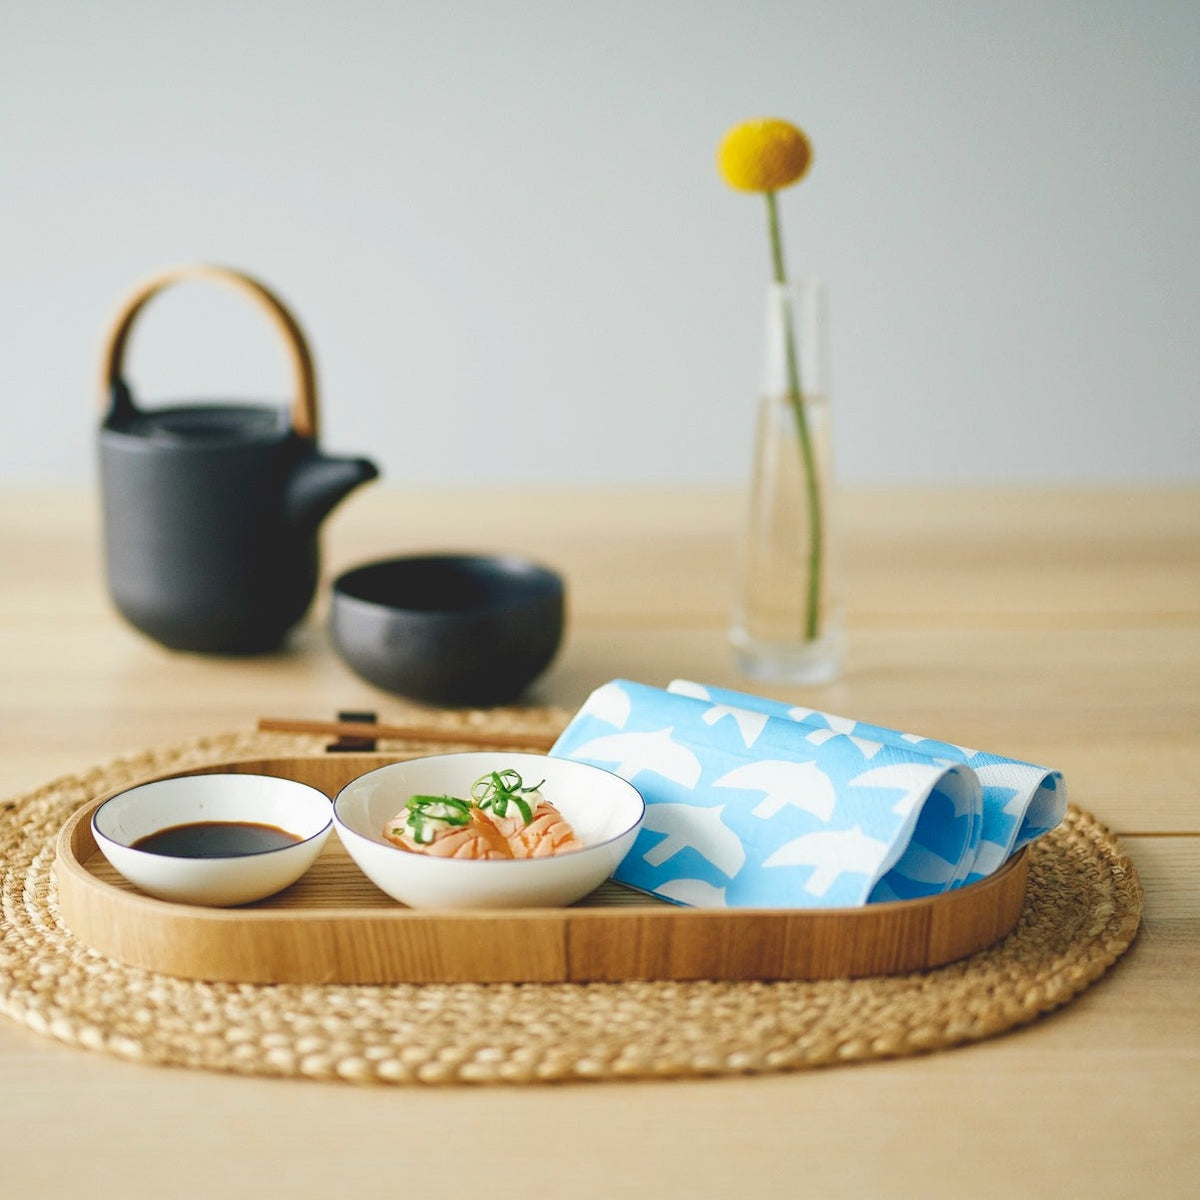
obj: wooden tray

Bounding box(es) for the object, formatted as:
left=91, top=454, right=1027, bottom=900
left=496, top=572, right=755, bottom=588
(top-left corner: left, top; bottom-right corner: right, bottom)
left=54, top=752, right=1028, bottom=985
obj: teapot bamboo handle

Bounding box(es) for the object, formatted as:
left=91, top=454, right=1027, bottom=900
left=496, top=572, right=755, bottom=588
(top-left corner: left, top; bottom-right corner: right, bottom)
left=97, top=263, right=319, bottom=440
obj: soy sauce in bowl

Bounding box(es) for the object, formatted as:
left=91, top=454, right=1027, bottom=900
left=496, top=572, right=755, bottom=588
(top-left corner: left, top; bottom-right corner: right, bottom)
left=132, top=821, right=302, bottom=858
left=91, top=773, right=335, bottom=906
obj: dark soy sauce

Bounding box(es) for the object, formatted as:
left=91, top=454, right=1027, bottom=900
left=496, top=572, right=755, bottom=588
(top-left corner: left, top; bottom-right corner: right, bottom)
left=132, top=821, right=303, bottom=858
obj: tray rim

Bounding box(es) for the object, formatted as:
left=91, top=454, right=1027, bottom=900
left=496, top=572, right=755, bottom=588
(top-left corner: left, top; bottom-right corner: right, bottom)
left=53, top=751, right=1029, bottom=985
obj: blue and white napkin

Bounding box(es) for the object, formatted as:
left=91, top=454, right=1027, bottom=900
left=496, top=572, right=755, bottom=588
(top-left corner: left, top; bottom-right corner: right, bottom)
left=549, top=679, right=1066, bottom=909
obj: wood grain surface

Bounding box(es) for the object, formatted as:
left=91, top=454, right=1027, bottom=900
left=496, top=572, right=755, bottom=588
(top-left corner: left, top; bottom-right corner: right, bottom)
left=1, top=484, right=1197, bottom=1200
left=55, top=753, right=1027, bottom=984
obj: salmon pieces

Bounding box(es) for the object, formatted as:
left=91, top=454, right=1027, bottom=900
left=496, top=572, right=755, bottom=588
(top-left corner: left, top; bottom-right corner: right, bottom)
left=382, top=769, right=582, bottom=859
left=382, top=795, right=510, bottom=859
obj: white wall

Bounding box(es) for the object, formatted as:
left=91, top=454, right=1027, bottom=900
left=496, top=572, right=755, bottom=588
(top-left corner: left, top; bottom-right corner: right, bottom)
left=2, top=0, right=1197, bottom=487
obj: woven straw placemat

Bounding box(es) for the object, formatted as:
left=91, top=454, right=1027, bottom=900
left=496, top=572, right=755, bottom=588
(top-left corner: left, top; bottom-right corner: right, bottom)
left=0, top=721, right=1143, bottom=1086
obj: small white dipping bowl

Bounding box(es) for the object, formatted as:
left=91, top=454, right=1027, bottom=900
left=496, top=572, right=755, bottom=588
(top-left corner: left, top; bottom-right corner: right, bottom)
left=333, top=752, right=645, bottom=909
left=91, top=773, right=334, bottom=907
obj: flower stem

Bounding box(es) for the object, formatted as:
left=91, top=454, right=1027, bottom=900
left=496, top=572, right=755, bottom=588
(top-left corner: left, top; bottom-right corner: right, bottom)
left=765, top=191, right=824, bottom=643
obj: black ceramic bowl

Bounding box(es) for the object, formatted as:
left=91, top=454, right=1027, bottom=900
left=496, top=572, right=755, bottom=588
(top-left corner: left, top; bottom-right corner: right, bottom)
left=329, top=554, right=565, bottom=706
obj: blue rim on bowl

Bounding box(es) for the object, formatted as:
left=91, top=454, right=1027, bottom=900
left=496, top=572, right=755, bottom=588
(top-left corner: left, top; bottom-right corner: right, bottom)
left=332, top=752, right=645, bottom=909
left=91, top=772, right=334, bottom=907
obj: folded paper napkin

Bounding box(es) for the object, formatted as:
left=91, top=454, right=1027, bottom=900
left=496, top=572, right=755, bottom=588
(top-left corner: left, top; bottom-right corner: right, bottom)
left=549, top=679, right=1067, bottom=908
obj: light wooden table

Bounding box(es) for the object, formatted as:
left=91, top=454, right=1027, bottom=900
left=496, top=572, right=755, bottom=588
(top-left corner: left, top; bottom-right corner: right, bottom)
left=1, top=485, right=1196, bottom=1200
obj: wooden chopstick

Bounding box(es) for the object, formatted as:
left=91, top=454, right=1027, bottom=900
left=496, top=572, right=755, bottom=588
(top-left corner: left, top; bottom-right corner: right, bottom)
left=257, top=716, right=559, bottom=752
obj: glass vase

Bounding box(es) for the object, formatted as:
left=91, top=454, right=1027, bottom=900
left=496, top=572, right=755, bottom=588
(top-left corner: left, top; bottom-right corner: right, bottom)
left=730, top=279, right=844, bottom=684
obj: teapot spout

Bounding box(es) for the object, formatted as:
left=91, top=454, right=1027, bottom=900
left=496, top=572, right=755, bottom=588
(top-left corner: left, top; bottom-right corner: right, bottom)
left=286, top=452, right=379, bottom=536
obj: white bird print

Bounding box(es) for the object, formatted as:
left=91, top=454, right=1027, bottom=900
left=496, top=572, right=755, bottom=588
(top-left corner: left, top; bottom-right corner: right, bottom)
left=848, top=762, right=979, bottom=819
left=668, top=680, right=774, bottom=747
left=713, top=759, right=837, bottom=822
left=786, top=704, right=821, bottom=723
left=640, top=803, right=746, bottom=878
left=654, top=878, right=729, bottom=908
left=762, top=825, right=890, bottom=897
left=787, top=708, right=883, bottom=758
left=788, top=708, right=865, bottom=742
left=577, top=681, right=632, bottom=729
left=802, top=726, right=884, bottom=759
left=700, top=703, right=770, bottom=748
left=569, top=727, right=702, bottom=788
left=667, top=679, right=711, bottom=700
left=898, top=731, right=980, bottom=758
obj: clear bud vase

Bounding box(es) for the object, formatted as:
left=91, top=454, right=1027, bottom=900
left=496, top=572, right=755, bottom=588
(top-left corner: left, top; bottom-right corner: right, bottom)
left=730, top=279, right=844, bottom=684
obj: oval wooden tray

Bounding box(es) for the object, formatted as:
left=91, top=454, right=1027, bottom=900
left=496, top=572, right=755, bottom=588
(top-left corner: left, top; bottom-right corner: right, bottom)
left=54, top=752, right=1028, bottom=985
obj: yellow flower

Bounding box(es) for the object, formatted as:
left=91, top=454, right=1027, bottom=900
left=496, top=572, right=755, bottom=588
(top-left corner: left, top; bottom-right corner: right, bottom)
left=718, top=117, right=825, bottom=644
left=717, top=118, right=812, bottom=193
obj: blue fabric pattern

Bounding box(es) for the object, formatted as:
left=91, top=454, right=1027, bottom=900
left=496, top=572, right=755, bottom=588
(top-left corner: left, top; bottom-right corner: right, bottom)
left=548, top=679, right=1067, bottom=909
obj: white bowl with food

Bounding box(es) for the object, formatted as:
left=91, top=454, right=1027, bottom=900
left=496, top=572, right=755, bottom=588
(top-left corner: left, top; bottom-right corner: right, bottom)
left=91, top=772, right=334, bottom=907
left=332, top=752, right=645, bottom=908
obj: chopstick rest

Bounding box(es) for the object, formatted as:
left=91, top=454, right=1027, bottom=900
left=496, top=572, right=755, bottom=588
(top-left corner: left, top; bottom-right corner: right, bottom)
left=549, top=679, right=1066, bottom=909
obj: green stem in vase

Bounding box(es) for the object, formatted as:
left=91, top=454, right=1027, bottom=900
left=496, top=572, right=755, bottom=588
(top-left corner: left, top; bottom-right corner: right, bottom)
left=765, top=189, right=823, bottom=643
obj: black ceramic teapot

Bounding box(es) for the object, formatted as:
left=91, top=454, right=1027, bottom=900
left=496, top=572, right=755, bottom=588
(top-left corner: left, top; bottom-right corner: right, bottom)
left=97, top=264, right=378, bottom=653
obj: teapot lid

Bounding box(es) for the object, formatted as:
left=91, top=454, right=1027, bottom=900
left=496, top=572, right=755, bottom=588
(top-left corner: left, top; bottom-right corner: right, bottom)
left=107, top=402, right=290, bottom=446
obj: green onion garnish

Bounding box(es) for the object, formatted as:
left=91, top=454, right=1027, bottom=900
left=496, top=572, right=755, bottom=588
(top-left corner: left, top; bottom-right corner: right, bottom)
left=403, top=793, right=471, bottom=844
left=470, top=769, right=543, bottom=826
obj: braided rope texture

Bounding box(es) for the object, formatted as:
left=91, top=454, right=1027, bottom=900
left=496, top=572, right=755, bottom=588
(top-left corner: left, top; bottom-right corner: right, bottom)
left=0, top=727, right=1143, bottom=1086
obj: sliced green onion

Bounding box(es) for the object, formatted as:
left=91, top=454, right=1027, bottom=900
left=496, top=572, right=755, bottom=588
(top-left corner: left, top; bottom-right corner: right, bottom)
left=403, top=793, right=471, bottom=844
left=470, top=769, right=543, bottom=826
left=406, top=794, right=471, bottom=821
